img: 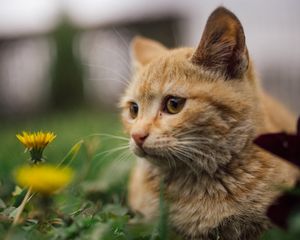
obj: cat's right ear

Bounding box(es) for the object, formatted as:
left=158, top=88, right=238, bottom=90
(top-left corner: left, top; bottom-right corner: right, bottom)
left=191, top=7, right=249, bottom=79
left=131, top=36, right=167, bottom=68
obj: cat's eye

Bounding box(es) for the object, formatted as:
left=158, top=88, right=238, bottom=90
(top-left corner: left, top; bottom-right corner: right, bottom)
left=129, top=102, right=139, bottom=119
left=163, top=96, right=186, bottom=114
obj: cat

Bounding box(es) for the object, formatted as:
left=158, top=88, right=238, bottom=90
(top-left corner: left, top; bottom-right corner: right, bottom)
left=120, top=7, right=299, bottom=240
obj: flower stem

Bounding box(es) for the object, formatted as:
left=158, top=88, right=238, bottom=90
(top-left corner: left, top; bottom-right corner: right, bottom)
left=12, top=187, right=32, bottom=226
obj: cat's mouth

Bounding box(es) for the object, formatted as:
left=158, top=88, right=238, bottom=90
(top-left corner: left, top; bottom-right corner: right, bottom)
left=130, top=143, right=147, bottom=157
left=134, top=145, right=172, bottom=163
left=131, top=143, right=195, bottom=170
left=131, top=144, right=167, bottom=161
left=130, top=138, right=176, bottom=163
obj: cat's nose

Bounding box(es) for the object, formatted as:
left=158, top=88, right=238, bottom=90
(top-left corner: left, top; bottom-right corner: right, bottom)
left=132, top=132, right=149, bottom=147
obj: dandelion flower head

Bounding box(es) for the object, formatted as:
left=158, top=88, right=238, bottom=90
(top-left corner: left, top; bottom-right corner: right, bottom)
left=16, top=131, right=56, bottom=163
left=16, top=131, right=56, bottom=150
left=15, top=165, right=73, bottom=195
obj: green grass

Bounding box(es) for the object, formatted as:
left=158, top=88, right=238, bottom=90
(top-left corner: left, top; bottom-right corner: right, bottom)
left=0, top=109, right=179, bottom=239
left=1, top=109, right=299, bottom=239
left=0, top=109, right=124, bottom=196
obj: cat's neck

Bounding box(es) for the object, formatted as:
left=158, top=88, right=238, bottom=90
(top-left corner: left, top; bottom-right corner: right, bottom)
left=143, top=145, right=272, bottom=198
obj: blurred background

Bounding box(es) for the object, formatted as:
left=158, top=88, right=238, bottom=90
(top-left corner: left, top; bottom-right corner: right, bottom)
left=0, top=0, right=299, bottom=182
left=0, top=0, right=299, bottom=117
left=0, top=1, right=299, bottom=238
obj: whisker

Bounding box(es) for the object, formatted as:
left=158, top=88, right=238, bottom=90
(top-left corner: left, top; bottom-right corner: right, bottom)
left=175, top=129, right=202, bottom=137
left=176, top=143, right=213, bottom=160
left=88, top=77, right=128, bottom=88
left=91, top=145, right=130, bottom=170
left=86, top=133, right=129, bottom=141
left=94, top=145, right=129, bottom=159
left=166, top=150, right=177, bottom=170
left=82, top=62, right=130, bottom=85
left=169, top=146, right=199, bottom=177
left=115, top=149, right=132, bottom=162
left=110, top=150, right=130, bottom=166
left=177, top=139, right=209, bottom=145
left=107, top=150, right=134, bottom=173
left=113, top=27, right=130, bottom=49
left=167, top=157, right=171, bottom=169
left=95, top=46, right=132, bottom=73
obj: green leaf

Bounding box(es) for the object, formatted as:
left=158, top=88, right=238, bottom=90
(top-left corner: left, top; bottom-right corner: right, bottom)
left=101, top=204, right=129, bottom=219
left=289, top=210, right=300, bottom=234
left=22, top=219, right=39, bottom=232
left=151, top=180, right=169, bottom=240
left=126, top=221, right=155, bottom=239
left=81, top=156, right=133, bottom=199
left=8, top=206, right=19, bottom=219
left=261, top=228, right=288, bottom=240
left=58, top=140, right=83, bottom=167
left=13, top=188, right=27, bottom=207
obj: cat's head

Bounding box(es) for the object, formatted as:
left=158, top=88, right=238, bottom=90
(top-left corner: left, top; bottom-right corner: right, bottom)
left=120, top=7, right=260, bottom=174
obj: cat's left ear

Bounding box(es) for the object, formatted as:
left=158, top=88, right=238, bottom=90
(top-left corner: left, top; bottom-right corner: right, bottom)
left=192, top=7, right=249, bottom=79
left=131, top=36, right=167, bottom=67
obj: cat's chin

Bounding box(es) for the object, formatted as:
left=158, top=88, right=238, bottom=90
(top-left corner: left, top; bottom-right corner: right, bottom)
left=139, top=151, right=175, bottom=169
left=132, top=147, right=167, bottom=166
left=131, top=144, right=177, bottom=169
left=131, top=145, right=147, bottom=158
left=132, top=148, right=162, bottom=161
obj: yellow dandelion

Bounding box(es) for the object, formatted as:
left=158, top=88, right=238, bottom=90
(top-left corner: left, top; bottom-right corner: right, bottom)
left=16, top=131, right=56, bottom=163
left=15, top=165, right=73, bottom=195
left=16, top=131, right=56, bottom=150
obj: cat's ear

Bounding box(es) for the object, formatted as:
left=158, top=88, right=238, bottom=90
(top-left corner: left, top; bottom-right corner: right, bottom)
left=131, top=36, right=167, bottom=67
left=191, top=7, right=249, bottom=79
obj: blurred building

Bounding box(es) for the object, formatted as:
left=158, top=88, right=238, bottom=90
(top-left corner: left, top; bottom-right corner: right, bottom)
left=0, top=0, right=299, bottom=116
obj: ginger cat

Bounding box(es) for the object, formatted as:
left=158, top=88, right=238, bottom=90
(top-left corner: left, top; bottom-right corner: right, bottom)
left=120, top=7, right=298, bottom=240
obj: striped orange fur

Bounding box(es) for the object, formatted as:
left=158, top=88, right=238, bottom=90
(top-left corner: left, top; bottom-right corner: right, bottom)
left=120, top=7, right=299, bottom=240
